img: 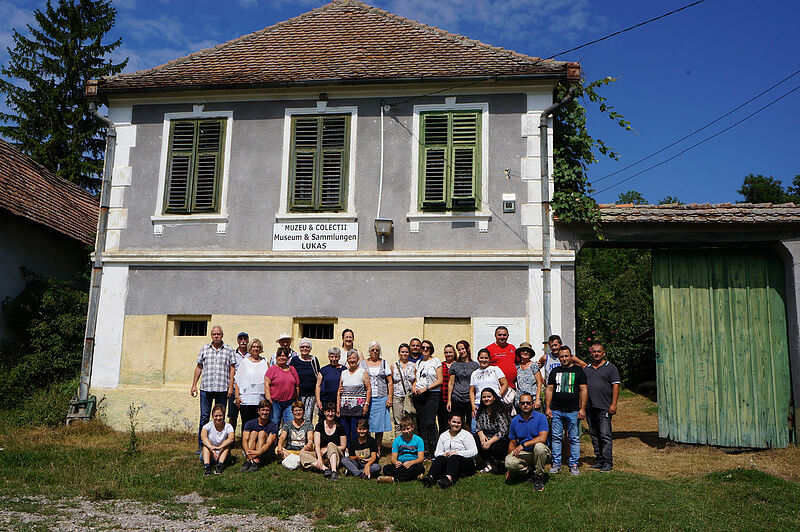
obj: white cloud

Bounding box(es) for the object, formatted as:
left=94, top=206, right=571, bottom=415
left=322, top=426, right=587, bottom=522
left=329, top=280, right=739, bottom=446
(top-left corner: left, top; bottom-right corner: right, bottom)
left=0, top=0, right=36, bottom=56
left=117, top=13, right=186, bottom=45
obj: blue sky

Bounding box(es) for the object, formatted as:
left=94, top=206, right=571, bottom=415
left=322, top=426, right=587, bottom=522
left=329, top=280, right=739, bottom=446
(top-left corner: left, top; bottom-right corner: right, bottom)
left=1, top=0, right=798, bottom=204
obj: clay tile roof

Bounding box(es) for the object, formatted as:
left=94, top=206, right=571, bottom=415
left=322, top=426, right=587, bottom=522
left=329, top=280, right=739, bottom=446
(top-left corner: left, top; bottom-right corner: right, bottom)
left=597, top=203, right=800, bottom=224
left=0, top=139, right=99, bottom=245
left=97, top=0, right=571, bottom=95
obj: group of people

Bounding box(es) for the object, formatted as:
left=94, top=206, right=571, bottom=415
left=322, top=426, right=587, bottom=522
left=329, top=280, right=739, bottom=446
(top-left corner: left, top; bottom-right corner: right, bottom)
left=191, top=325, right=620, bottom=490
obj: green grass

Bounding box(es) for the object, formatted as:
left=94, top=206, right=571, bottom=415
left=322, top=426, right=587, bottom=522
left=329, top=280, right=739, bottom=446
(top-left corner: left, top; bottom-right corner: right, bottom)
left=0, top=427, right=799, bottom=531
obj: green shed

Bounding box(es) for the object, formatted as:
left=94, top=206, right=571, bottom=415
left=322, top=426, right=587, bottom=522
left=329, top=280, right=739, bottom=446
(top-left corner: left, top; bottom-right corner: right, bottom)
left=652, top=248, right=793, bottom=448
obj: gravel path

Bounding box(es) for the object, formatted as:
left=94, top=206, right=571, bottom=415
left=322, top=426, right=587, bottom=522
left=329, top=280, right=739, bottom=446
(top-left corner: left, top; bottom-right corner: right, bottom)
left=1, top=494, right=314, bottom=531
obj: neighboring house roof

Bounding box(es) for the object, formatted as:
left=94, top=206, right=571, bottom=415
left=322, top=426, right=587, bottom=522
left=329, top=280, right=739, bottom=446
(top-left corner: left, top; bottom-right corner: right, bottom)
left=94, top=0, right=577, bottom=96
left=0, top=138, right=99, bottom=245
left=598, top=203, right=800, bottom=224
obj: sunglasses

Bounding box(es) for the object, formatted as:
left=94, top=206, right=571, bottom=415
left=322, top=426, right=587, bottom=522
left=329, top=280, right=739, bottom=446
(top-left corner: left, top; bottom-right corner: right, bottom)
left=519, top=401, right=533, bottom=405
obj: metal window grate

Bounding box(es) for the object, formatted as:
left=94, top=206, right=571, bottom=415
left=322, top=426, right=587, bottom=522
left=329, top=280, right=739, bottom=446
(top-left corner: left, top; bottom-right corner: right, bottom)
left=300, top=323, right=334, bottom=340
left=177, top=320, right=208, bottom=336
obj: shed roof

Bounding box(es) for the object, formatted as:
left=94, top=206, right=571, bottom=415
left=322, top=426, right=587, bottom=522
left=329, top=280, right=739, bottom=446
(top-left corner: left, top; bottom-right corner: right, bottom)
left=95, top=0, right=575, bottom=96
left=598, top=203, right=800, bottom=224
left=0, top=138, right=98, bottom=245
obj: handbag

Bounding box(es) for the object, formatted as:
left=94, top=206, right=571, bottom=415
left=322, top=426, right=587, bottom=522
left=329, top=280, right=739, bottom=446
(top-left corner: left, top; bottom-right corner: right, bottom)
left=396, top=361, right=417, bottom=415
left=502, top=387, right=516, bottom=405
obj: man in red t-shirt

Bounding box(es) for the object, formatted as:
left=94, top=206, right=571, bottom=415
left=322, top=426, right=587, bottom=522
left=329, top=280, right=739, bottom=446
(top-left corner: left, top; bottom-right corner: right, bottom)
left=485, top=326, right=517, bottom=388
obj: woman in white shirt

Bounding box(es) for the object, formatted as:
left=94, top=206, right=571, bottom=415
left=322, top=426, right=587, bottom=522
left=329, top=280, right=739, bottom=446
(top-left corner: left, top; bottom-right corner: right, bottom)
left=234, top=339, right=268, bottom=427
left=412, top=339, right=443, bottom=458
left=469, top=348, right=508, bottom=419
left=201, top=405, right=234, bottom=475
left=391, top=343, right=417, bottom=433
left=420, top=412, right=477, bottom=488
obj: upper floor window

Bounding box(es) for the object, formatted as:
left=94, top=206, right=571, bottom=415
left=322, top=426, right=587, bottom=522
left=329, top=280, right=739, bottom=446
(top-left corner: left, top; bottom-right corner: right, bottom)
left=418, top=110, right=480, bottom=211
left=164, top=119, right=225, bottom=214
left=289, top=114, right=350, bottom=212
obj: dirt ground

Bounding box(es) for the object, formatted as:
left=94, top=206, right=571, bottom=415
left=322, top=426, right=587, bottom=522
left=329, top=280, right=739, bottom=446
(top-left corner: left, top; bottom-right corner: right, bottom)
left=608, top=394, right=800, bottom=482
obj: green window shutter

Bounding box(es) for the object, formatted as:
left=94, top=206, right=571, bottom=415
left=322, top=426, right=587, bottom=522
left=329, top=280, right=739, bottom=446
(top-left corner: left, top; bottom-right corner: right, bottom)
left=419, top=111, right=480, bottom=211
left=164, top=119, right=224, bottom=214
left=289, top=114, right=349, bottom=212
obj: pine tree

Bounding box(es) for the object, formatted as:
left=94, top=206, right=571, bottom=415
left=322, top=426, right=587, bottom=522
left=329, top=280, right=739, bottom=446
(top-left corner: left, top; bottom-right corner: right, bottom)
left=0, top=0, right=127, bottom=192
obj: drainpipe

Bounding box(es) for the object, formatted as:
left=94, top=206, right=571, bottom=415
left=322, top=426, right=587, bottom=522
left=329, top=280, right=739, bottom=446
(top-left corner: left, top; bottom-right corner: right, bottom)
left=539, top=86, right=575, bottom=344
left=68, top=97, right=115, bottom=422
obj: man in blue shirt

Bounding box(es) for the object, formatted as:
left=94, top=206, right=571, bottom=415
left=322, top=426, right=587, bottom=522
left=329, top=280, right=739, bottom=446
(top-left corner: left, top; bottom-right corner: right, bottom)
left=240, top=400, right=279, bottom=472
left=505, top=393, right=551, bottom=491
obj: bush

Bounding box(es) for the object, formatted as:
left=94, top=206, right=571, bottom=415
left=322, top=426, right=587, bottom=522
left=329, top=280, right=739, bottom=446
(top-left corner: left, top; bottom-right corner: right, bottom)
left=576, top=247, right=656, bottom=386
left=0, top=269, right=88, bottom=425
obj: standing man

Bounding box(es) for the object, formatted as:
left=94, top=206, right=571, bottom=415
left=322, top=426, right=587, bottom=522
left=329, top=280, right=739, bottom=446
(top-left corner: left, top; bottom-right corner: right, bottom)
left=539, top=334, right=587, bottom=386
left=227, top=331, right=249, bottom=432
left=269, top=332, right=297, bottom=365
left=408, top=338, right=423, bottom=364
left=504, top=393, right=551, bottom=491
left=545, top=345, right=587, bottom=476
left=583, top=342, right=620, bottom=472
left=485, top=326, right=517, bottom=389
left=191, top=325, right=236, bottom=452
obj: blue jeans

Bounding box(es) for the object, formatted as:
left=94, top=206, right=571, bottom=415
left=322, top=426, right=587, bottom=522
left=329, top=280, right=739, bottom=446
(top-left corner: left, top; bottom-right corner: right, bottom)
left=551, top=410, right=580, bottom=467
left=198, top=390, right=228, bottom=448
left=271, top=399, right=294, bottom=425
left=340, top=415, right=363, bottom=450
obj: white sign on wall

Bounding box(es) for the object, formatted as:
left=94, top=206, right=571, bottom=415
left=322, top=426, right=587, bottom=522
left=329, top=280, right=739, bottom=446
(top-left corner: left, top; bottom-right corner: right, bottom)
left=272, top=222, right=358, bottom=251
left=472, top=317, right=527, bottom=353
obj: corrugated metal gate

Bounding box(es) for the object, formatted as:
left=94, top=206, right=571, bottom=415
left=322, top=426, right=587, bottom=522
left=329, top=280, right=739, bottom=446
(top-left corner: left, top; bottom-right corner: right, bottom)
left=652, top=249, right=792, bottom=448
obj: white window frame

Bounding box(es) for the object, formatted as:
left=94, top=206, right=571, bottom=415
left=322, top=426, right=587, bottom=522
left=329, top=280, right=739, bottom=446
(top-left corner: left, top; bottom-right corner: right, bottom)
left=408, top=99, right=490, bottom=222
left=277, top=105, right=359, bottom=222
left=151, top=107, right=234, bottom=225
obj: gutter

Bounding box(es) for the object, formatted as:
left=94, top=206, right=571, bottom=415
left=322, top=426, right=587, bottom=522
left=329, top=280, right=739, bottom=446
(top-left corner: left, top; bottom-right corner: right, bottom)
left=539, top=85, right=576, bottom=346
left=93, top=66, right=580, bottom=98
left=67, top=90, right=115, bottom=423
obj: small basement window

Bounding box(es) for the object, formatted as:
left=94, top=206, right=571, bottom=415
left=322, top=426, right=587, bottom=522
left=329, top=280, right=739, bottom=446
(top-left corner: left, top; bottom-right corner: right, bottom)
left=175, top=320, right=209, bottom=337
left=300, top=323, right=334, bottom=340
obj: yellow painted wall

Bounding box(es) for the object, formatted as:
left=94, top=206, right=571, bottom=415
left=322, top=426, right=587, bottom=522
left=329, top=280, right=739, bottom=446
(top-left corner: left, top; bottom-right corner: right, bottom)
left=107, top=314, right=476, bottom=430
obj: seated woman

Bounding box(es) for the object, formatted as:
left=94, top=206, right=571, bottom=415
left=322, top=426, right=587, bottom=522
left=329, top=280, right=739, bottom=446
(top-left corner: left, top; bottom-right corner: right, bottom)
left=200, top=404, right=234, bottom=475
left=276, top=401, right=314, bottom=470
left=474, top=388, right=512, bottom=474
left=340, top=419, right=381, bottom=479
left=421, top=412, right=477, bottom=489
left=299, top=402, right=347, bottom=481
left=378, top=415, right=425, bottom=483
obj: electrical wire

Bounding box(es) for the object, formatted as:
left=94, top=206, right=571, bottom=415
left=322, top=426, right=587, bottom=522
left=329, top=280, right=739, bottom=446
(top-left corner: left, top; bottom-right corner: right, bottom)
left=388, top=0, right=706, bottom=108
left=595, top=84, right=800, bottom=194
left=593, top=68, right=800, bottom=183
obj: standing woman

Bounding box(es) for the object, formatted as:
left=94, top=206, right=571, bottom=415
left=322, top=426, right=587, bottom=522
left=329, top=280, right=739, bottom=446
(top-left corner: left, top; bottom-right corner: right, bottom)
left=515, top=342, right=543, bottom=410
left=316, top=347, right=345, bottom=411
left=265, top=347, right=300, bottom=425
left=337, top=350, right=371, bottom=449
left=234, top=338, right=268, bottom=427
left=437, top=344, right=457, bottom=433
left=341, top=329, right=362, bottom=361
left=469, top=349, right=508, bottom=421
left=448, top=340, right=478, bottom=430
left=474, top=388, right=512, bottom=473
left=391, top=343, right=417, bottom=433
left=363, top=341, right=393, bottom=454
left=290, top=338, right=321, bottom=421
left=412, top=339, right=443, bottom=459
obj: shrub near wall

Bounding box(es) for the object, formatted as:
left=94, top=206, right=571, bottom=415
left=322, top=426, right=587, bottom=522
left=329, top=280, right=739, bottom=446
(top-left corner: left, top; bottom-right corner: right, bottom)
left=0, top=270, right=88, bottom=426
left=576, top=247, right=656, bottom=386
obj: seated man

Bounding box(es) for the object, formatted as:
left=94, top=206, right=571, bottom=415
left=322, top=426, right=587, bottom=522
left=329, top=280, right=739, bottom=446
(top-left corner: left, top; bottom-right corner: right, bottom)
left=378, top=415, right=425, bottom=483
left=201, top=404, right=235, bottom=475
left=240, top=399, right=279, bottom=472
left=505, top=393, right=552, bottom=491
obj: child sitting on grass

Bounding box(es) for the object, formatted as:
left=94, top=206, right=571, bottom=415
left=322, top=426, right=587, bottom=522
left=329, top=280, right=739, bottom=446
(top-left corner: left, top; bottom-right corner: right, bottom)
left=378, top=415, right=425, bottom=483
